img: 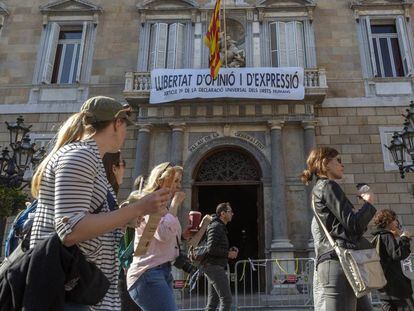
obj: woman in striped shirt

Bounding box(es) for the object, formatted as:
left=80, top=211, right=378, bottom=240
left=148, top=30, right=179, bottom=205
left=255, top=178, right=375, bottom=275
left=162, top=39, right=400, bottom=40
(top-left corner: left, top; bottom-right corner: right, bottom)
left=30, top=96, right=170, bottom=311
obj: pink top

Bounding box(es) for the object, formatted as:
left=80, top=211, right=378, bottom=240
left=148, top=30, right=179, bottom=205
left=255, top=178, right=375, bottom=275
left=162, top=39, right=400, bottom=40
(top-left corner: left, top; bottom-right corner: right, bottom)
left=127, top=213, right=182, bottom=289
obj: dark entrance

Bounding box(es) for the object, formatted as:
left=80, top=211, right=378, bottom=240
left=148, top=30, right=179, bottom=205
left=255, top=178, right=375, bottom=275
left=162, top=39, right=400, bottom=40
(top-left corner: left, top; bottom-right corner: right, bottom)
left=192, top=147, right=264, bottom=260
left=197, top=185, right=259, bottom=260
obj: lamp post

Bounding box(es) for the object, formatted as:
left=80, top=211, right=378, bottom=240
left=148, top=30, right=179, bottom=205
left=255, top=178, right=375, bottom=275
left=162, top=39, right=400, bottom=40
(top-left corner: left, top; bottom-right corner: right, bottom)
left=0, top=116, right=46, bottom=257
left=0, top=116, right=46, bottom=189
left=385, top=101, right=414, bottom=178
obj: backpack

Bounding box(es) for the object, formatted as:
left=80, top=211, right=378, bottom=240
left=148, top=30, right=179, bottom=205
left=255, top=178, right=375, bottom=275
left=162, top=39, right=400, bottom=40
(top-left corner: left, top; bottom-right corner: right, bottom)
left=118, top=227, right=135, bottom=270
left=188, top=236, right=209, bottom=264
left=4, top=200, right=38, bottom=257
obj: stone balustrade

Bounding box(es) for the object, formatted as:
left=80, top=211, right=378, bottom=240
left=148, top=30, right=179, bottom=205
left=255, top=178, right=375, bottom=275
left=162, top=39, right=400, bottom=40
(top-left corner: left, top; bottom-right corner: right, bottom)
left=124, top=68, right=328, bottom=101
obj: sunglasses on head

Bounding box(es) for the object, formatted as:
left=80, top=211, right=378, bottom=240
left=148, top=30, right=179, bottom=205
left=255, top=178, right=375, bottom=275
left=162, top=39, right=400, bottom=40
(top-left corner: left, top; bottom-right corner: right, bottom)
left=159, top=162, right=176, bottom=177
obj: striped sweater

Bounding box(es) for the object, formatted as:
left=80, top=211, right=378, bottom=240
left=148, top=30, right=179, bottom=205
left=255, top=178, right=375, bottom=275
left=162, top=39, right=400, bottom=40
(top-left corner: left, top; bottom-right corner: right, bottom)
left=30, top=139, right=122, bottom=311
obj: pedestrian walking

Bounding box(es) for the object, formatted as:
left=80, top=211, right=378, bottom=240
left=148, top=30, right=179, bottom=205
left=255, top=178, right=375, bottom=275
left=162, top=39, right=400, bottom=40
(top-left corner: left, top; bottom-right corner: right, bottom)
left=311, top=217, right=326, bottom=311
left=202, top=202, right=238, bottom=311
left=30, top=96, right=169, bottom=311
left=372, top=209, right=414, bottom=311
left=127, top=162, right=186, bottom=311
left=102, top=151, right=141, bottom=311
left=301, top=147, right=376, bottom=311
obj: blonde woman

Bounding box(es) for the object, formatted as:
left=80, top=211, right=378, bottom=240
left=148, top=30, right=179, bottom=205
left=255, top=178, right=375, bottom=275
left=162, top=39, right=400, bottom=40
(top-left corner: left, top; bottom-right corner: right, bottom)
left=127, top=162, right=185, bottom=311
left=30, top=96, right=169, bottom=311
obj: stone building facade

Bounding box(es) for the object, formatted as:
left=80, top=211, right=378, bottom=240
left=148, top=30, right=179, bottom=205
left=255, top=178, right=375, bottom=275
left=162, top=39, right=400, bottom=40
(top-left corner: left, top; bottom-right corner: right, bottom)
left=1, top=0, right=414, bottom=259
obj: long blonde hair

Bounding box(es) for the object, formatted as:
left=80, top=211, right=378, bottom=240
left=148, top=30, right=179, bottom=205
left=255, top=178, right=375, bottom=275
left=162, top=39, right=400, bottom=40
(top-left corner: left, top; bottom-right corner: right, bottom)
left=126, top=163, right=183, bottom=203
left=31, top=112, right=111, bottom=197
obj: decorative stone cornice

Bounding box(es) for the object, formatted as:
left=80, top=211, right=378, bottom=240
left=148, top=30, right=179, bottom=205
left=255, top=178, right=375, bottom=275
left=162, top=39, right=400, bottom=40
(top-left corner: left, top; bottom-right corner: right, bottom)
left=40, top=0, right=103, bottom=25
left=256, top=0, right=316, bottom=22
left=349, top=0, right=412, bottom=20
left=268, top=120, right=285, bottom=130
left=169, top=122, right=186, bottom=132
left=137, top=124, right=153, bottom=132
left=302, top=120, right=318, bottom=130
left=137, top=0, right=199, bottom=10
left=257, top=0, right=315, bottom=6
left=137, top=0, right=199, bottom=23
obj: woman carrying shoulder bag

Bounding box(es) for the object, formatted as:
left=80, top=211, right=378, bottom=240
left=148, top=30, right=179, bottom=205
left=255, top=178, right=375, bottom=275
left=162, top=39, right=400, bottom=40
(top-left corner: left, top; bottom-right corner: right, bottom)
left=301, top=147, right=377, bottom=311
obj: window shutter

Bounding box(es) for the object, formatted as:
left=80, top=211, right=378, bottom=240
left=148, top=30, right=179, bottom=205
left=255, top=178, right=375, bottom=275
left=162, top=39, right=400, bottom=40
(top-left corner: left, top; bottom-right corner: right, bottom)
left=361, top=16, right=378, bottom=77
left=167, top=23, right=177, bottom=68
left=278, top=22, right=288, bottom=67
left=148, top=23, right=158, bottom=70
left=304, top=19, right=316, bottom=68
left=41, top=22, right=60, bottom=84
left=75, top=21, right=87, bottom=83
left=175, top=23, right=185, bottom=68
left=156, top=23, right=168, bottom=68
left=269, top=22, right=278, bottom=67
left=396, top=15, right=414, bottom=76
left=296, top=21, right=305, bottom=68
left=287, top=21, right=297, bottom=66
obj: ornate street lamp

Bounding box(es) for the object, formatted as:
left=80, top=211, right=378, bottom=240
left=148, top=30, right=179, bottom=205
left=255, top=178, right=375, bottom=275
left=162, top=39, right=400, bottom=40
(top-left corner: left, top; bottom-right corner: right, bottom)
left=386, top=101, right=414, bottom=178
left=0, top=116, right=46, bottom=188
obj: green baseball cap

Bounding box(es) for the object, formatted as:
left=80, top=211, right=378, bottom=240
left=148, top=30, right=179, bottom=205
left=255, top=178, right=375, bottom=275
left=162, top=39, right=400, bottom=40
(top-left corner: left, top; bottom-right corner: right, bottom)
left=81, top=96, right=135, bottom=126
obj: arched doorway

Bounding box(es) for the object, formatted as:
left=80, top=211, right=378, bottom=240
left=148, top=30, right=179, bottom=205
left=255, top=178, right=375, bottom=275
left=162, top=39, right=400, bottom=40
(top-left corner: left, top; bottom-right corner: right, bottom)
left=192, top=147, right=264, bottom=260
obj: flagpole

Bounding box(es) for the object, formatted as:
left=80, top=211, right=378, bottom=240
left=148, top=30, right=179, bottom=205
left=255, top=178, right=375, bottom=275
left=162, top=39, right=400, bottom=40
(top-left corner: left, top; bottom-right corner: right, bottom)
left=222, top=0, right=228, bottom=68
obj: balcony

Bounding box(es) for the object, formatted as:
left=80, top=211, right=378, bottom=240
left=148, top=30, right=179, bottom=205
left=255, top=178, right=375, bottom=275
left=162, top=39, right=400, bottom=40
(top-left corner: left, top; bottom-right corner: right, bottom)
left=124, top=68, right=328, bottom=105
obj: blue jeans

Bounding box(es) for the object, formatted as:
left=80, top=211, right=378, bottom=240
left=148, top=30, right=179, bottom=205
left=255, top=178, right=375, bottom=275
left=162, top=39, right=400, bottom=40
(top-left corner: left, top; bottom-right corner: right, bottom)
left=128, top=262, right=177, bottom=311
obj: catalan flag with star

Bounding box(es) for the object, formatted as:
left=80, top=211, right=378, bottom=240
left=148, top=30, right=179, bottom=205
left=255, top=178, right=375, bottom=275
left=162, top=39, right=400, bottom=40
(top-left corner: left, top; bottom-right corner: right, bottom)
left=204, top=0, right=222, bottom=80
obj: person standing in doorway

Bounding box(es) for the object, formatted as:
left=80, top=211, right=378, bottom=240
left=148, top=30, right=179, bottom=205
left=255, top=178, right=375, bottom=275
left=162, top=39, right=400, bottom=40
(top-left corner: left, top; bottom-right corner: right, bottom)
left=203, top=202, right=238, bottom=311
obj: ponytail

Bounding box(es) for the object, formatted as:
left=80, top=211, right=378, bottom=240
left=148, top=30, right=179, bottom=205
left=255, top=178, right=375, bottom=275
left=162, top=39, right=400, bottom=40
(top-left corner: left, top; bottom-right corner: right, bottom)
left=300, top=169, right=314, bottom=185
left=31, top=112, right=87, bottom=197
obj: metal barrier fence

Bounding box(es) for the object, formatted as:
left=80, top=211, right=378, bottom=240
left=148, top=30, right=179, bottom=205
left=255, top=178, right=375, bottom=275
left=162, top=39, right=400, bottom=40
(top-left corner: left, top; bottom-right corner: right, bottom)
left=174, top=264, right=230, bottom=311
left=174, top=258, right=315, bottom=310
left=234, top=258, right=314, bottom=310
left=174, top=258, right=388, bottom=310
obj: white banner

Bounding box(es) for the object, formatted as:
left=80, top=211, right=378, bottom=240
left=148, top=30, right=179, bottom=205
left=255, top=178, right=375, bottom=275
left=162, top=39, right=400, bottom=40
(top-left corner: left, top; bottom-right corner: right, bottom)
left=149, top=67, right=304, bottom=104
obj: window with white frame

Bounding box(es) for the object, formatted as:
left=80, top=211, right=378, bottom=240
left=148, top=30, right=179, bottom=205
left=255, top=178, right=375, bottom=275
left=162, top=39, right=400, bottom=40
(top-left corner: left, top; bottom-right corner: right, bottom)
left=360, top=16, right=413, bottom=78
left=379, top=126, right=412, bottom=171
left=147, top=22, right=187, bottom=70
left=269, top=21, right=305, bottom=68
left=51, top=28, right=83, bottom=84
left=37, top=21, right=94, bottom=85
left=263, top=18, right=316, bottom=69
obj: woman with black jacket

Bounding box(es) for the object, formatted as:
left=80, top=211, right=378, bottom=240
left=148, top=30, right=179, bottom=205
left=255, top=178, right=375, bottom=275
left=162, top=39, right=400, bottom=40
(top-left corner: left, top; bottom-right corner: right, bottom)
left=301, top=147, right=377, bottom=311
left=372, top=209, right=414, bottom=311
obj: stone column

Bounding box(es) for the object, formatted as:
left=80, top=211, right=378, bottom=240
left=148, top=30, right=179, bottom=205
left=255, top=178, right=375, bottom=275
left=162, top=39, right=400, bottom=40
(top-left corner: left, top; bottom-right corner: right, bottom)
left=268, top=121, right=293, bottom=256
left=303, top=121, right=317, bottom=158
left=133, top=124, right=152, bottom=181
left=170, top=123, right=185, bottom=166
left=302, top=120, right=317, bottom=254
